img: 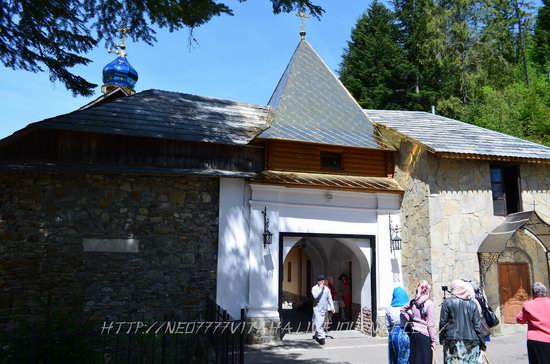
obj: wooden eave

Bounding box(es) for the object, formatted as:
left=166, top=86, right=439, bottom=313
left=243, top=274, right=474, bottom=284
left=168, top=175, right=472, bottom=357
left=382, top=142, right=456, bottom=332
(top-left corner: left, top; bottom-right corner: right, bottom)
left=251, top=170, right=404, bottom=194
left=253, top=137, right=398, bottom=154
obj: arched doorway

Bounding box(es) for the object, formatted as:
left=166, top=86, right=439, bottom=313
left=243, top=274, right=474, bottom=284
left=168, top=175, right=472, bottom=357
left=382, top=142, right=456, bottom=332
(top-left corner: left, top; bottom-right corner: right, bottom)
left=478, top=211, right=550, bottom=333
left=279, top=233, right=375, bottom=335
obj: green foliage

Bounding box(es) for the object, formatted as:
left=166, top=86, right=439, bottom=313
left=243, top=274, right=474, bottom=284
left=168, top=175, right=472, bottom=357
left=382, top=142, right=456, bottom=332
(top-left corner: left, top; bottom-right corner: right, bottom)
left=534, top=0, right=550, bottom=69
left=339, top=2, right=411, bottom=109
left=469, top=72, right=550, bottom=145
left=0, top=0, right=324, bottom=97
left=0, top=291, right=100, bottom=363
left=392, top=0, right=447, bottom=110
left=340, top=0, right=550, bottom=147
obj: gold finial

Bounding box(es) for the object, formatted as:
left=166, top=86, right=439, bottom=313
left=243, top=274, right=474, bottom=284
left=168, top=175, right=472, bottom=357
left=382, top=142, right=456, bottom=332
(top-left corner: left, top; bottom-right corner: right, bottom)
left=109, top=26, right=130, bottom=57
left=296, top=10, right=309, bottom=40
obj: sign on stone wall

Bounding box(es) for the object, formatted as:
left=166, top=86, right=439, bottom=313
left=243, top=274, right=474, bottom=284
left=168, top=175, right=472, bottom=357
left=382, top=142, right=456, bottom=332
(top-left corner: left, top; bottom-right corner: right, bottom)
left=82, top=238, right=140, bottom=253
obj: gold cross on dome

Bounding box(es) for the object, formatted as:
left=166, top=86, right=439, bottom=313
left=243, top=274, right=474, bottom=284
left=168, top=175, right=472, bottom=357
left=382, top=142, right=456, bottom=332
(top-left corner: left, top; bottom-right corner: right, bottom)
left=297, top=10, right=309, bottom=39
left=109, top=26, right=130, bottom=57
left=118, top=27, right=129, bottom=47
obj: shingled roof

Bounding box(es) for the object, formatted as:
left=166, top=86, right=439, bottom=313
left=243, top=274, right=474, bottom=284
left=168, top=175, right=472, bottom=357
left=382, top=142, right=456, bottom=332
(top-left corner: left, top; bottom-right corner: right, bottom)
left=256, top=40, right=394, bottom=150
left=2, top=89, right=272, bottom=146
left=366, top=110, right=550, bottom=162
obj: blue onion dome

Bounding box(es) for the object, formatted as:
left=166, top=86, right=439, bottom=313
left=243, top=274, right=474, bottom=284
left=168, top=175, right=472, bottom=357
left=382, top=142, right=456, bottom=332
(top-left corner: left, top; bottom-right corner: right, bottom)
left=101, top=55, right=138, bottom=94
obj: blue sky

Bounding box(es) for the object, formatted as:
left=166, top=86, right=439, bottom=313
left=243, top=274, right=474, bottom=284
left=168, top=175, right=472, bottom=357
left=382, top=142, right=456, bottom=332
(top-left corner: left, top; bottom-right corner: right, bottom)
left=0, top=0, right=543, bottom=139
left=0, top=1, right=371, bottom=139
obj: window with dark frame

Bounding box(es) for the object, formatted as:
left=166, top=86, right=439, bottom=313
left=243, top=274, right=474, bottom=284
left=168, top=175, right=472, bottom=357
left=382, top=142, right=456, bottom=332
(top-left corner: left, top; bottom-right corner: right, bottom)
left=287, top=262, right=292, bottom=282
left=320, top=152, right=342, bottom=169
left=490, top=165, right=520, bottom=216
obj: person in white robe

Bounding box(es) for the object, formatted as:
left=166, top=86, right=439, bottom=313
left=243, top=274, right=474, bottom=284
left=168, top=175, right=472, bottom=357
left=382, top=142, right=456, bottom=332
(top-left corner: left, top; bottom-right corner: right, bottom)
left=311, top=275, right=334, bottom=345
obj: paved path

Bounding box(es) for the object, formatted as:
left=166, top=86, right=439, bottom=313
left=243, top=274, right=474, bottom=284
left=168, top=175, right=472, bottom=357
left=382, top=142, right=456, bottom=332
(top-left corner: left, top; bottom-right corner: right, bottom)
left=245, top=331, right=529, bottom=364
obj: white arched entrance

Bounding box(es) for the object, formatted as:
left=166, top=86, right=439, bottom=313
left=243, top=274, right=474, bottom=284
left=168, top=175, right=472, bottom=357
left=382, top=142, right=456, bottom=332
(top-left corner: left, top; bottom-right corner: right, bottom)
left=280, top=233, right=374, bottom=333
left=216, top=179, right=403, bottom=338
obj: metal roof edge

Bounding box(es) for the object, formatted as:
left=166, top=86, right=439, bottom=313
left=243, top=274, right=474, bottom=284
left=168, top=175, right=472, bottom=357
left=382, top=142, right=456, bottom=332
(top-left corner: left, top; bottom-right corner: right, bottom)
left=436, top=151, right=550, bottom=164
left=0, top=162, right=258, bottom=178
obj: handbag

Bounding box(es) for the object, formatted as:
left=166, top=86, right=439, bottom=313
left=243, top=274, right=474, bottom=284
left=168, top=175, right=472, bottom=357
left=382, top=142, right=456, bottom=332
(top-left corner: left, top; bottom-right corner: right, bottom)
left=477, top=351, right=490, bottom=364
left=432, top=347, right=438, bottom=364
left=483, top=305, right=499, bottom=328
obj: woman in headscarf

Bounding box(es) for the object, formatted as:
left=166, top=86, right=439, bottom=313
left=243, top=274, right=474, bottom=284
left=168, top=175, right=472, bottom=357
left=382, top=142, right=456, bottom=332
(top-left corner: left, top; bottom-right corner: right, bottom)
left=516, top=282, right=550, bottom=364
left=386, top=287, right=410, bottom=364
left=401, top=280, right=436, bottom=364
left=439, top=279, right=486, bottom=363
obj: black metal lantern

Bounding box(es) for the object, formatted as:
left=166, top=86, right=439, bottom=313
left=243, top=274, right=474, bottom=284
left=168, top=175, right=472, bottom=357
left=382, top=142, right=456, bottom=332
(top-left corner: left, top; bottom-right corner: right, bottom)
left=389, top=215, right=403, bottom=252
left=262, top=207, right=273, bottom=249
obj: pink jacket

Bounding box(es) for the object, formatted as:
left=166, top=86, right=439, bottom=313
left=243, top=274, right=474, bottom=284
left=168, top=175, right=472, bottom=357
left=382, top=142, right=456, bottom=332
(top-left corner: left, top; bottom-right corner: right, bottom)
left=401, top=298, right=436, bottom=344
left=516, top=297, right=550, bottom=343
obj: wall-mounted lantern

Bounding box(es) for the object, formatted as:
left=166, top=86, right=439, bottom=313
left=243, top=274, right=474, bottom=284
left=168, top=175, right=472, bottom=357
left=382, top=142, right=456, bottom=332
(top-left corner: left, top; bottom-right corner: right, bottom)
left=262, top=207, right=273, bottom=249
left=389, top=215, right=402, bottom=253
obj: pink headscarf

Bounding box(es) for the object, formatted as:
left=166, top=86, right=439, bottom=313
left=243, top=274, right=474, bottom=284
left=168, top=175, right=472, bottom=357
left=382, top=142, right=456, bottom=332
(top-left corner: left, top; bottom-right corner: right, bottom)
left=450, top=279, right=474, bottom=299
left=451, top=279, right=482, bottom=313
left=415, top=280, right=431, bottom=304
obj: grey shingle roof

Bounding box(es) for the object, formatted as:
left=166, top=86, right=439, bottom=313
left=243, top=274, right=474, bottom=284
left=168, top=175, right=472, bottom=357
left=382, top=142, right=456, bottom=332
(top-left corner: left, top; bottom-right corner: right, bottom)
left=8, top=89, right=272, bottom=146
left=257, top=40, right=394, bottom=150
left=366, top=110, right=550, bottom=161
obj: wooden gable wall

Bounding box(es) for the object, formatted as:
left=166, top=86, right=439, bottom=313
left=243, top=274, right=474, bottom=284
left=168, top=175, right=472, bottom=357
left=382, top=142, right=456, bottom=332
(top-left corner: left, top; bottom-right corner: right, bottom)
left=265, top=140, right=394, bottom=177
left=0, top=130, right=264, bottom=174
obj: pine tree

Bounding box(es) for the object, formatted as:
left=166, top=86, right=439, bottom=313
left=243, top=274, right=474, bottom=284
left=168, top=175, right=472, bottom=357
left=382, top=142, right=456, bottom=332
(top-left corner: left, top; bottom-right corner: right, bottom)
left=392, top=0, right=446, bottom=111
left=339, top=1, right=411, bottom=109
left=533, top=0, right=550, bottom=70
left=478, top=0, right=516, bottom=88
left=511, top=0, right=534, bottom=85
left=0, top=0, right=323, bottom=96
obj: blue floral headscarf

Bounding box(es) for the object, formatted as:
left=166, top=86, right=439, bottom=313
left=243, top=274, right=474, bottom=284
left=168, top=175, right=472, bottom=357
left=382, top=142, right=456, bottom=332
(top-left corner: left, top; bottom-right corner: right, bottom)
left=390, top=287, right=409, bottom=307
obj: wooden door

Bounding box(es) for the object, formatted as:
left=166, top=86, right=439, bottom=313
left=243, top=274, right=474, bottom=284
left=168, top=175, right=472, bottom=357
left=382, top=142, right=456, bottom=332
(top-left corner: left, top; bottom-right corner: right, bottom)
left=499, top=263, right=531, bottom=324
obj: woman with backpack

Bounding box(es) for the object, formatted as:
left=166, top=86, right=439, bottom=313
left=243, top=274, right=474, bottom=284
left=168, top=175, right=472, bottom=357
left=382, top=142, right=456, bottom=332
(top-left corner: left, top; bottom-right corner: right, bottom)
left=401, top=280, right=436, bottom=364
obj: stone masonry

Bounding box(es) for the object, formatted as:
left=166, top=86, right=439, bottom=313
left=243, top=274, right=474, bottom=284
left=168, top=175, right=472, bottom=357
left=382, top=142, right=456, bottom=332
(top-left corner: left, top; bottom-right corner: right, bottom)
left=393, top=140, right=433, bottom=296
left=0, top=172, right=219, bottom=330
left=389, top=130, right=550, bottom=334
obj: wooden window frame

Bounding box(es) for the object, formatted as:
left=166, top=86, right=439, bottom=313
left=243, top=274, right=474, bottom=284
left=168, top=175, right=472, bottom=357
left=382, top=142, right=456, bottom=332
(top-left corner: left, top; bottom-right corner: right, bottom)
left=320, top=151, right=343, bottom=171
left=490, top=165, right=521, bottom=216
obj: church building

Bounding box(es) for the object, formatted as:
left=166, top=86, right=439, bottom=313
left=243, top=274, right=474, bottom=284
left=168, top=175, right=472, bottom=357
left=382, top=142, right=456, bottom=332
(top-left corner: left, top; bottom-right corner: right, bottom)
left=1, top=32, right=549, bottom=343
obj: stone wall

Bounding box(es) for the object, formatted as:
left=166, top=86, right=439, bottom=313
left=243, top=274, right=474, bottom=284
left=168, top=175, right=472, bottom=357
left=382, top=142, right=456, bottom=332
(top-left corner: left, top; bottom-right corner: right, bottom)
left=426, top=157, right=550, bottom=332
left=352, top=305, right=372, bottom=335
left=520, top=163, right=550, bottom=217
left=390, top=133, right=550, bottom=334
left=0, top=172, right=219, bottom=329
left=393, top=140, right=433, bottom=296
left=426, top=157, right=504, bottom=306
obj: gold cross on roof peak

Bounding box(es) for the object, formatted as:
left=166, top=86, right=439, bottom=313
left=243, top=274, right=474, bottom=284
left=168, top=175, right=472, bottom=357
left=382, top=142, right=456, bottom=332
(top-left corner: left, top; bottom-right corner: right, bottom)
left=297, top=10, right=309, bottom=40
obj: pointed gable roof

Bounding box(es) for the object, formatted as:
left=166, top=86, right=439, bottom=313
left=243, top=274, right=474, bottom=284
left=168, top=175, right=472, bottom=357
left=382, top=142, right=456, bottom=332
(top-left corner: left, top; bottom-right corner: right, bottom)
left=257, top=40, right=394, bottom=150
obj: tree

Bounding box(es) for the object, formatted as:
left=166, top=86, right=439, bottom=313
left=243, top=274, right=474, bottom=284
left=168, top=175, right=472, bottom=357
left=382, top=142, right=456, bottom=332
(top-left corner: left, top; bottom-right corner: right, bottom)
left=511, top=0, right=535, bottom=85
left=0, top=0, right=323, bottom=97
left=339, top=1, right=411, bottom=109
left=478, top=0, right=516, bottom=88
left=392, top=0, right=446, bottom=111
left=533, top=0, right=550, bottom=70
